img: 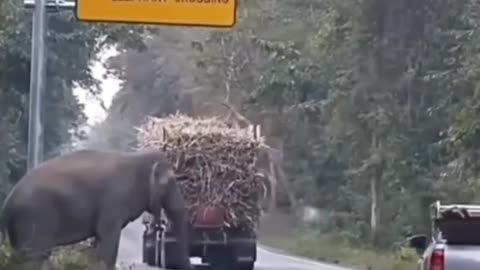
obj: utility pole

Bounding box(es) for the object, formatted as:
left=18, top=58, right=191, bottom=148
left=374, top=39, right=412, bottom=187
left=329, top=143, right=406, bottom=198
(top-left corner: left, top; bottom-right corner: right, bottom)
left=26, top=0, right=47, bottom=170
left=24, top=0, right=74, bottom=170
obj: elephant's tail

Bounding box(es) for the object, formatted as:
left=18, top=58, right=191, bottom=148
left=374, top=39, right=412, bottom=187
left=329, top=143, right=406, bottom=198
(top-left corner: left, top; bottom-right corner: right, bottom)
left=0, top=218, right=6, bottom=246
left=0, top=200, right=10, bottom=246
left=0, top=217, right=6, bottom=246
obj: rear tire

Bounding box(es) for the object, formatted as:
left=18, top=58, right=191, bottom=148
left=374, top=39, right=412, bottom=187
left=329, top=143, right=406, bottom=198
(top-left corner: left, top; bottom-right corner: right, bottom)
left=205, top=246, right=233, bottom=270
left=158, top=237, right=183, bottom=269
left=142, top=231, right=157, bottom=266
left=235, top=261, right=255, bottom=270
left=231, top=238, right=256, bottom=270
left=143, top=253, right=156, bottom=266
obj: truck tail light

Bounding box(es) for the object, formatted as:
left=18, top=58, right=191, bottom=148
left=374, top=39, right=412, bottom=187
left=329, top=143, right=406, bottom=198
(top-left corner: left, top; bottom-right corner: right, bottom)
left=430, top=248, right=444, bottom=270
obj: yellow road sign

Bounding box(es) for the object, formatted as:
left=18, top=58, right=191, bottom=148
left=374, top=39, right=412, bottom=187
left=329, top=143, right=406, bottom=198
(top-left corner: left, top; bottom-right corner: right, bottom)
left=76, top=0, right=236, bottom=27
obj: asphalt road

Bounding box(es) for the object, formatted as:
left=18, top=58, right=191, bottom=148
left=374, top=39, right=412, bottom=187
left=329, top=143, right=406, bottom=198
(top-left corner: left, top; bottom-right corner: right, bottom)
left=116, top=218, right=355, bottom=270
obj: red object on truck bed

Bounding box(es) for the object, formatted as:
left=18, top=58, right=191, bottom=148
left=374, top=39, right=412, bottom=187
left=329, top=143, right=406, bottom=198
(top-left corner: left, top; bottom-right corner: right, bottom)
left=193, top=205, right=225, bottom=228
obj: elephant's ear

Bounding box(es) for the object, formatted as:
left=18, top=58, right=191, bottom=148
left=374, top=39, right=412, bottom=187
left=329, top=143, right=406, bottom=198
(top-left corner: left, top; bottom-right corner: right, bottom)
left=150, top=162, right=160, bottom=185
left=149, top=161, right=171, bottom=189
left=149, top=161, right=172, bottom=213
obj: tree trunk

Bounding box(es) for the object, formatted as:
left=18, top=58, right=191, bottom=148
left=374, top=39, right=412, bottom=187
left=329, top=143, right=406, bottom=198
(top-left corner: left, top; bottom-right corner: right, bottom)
left=370, top=176, right=377, bottom=232
left=273, top=144, right=297, bottom=211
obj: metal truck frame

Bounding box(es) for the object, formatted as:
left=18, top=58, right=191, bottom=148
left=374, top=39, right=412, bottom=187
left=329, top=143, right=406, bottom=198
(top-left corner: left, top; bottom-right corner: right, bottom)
left=141, top=210, right=257, bottom=270
left=141, top=123, right=267, bottom=270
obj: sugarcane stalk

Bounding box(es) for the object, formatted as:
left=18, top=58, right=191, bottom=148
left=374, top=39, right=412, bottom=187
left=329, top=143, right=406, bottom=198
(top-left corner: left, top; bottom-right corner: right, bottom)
left=136, top=114, right=270, bottom=231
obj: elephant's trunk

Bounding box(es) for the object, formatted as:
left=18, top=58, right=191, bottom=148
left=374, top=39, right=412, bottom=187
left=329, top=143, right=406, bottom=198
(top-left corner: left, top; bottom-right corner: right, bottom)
left=146, top=158, right=174, bottom=217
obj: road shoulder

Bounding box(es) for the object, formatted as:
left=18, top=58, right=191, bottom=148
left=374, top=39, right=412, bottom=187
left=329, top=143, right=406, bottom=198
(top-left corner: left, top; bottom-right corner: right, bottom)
left=258, top=211, right=417, bottom=270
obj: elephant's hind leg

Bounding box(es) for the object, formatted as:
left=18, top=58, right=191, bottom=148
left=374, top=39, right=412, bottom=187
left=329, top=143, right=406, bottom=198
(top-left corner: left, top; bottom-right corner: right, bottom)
left=9, top=213, right=56, bottom=269
left=10, top=240, right=53, bottom=270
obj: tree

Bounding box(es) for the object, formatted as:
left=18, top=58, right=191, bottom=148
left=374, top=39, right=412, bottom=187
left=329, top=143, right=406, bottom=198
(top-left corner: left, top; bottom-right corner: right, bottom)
left=0, top=0, right=147, bottom=200
left=88, top=0, right=480, bottom=250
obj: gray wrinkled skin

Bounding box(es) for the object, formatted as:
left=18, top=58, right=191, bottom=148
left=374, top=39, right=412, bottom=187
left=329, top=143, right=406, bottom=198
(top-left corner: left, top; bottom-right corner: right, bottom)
left=0, top=149, right=192, bottom=270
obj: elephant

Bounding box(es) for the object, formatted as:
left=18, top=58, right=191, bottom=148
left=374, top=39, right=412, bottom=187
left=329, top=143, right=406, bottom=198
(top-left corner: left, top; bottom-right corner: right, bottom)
left=0, top=149, right=192, bottom=270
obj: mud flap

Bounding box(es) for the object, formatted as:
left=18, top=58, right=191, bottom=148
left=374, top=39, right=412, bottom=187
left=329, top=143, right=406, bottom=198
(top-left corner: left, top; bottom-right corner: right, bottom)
left=232, top=240, right=256, bottom=269
left=158, top=231, right=184, bottom=269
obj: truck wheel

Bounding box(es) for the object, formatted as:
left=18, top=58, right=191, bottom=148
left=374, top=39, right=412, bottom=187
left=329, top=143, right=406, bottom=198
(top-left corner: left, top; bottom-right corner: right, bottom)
left=231, top=238, right=256, bottom=270
left=143, top=251, right=156, bottom=266
left=205, top=247, right=233, bottom=270
left=142, top=232, right=157, bottom=266
left=158, top=239, right=183, bottom=269
left=235, top=261, right=255, bottom=270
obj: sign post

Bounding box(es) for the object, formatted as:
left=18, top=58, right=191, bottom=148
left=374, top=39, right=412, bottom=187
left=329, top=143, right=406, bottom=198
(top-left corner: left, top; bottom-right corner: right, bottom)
left=26, top=0, right=48, bottom=170
left=24, top=0, right=76, bottom=171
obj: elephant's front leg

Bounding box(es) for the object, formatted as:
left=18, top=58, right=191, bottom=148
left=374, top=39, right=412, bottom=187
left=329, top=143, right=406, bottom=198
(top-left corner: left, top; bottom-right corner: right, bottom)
left=95, top=218, right=122, bottom=270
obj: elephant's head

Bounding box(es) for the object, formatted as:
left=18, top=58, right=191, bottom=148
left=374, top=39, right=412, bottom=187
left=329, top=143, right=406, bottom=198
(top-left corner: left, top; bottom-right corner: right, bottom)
left=139, top=150, right=193, bottom=270
left=138, top=150, right=176, bottom=216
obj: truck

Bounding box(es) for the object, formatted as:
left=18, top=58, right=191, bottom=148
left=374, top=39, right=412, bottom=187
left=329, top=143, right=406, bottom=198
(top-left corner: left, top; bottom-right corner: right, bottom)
left=141, top=206, right=257, bottom=270
left=137, top=116, right=271, bottom=270
left=408, top=201, right=480, bottom=270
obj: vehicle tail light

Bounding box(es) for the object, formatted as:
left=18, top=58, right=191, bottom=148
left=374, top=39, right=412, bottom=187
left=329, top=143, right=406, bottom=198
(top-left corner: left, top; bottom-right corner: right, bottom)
left=430, top=248, right=444, bottom=270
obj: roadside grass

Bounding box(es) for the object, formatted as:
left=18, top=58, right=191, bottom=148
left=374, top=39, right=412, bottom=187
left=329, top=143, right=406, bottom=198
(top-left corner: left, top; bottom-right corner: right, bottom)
left=0, top=242, right=135, bottom=270
left=0, top=243, right=100, bottom=270
left=259, top=211, right=418, bottom=270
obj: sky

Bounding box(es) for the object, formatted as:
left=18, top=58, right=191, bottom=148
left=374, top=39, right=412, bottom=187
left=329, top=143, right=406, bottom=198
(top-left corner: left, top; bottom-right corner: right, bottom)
left=73, top=47, right=121, bottom=125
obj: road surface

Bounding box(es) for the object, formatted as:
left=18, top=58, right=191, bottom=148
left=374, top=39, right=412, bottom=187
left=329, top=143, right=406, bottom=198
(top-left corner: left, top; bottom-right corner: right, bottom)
left=117, top=218, right=355, bottom=270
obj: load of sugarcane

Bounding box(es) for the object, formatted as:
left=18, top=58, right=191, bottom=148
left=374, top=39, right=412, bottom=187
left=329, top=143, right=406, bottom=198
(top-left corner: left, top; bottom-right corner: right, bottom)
left=136, top=113, right=269, bottom=231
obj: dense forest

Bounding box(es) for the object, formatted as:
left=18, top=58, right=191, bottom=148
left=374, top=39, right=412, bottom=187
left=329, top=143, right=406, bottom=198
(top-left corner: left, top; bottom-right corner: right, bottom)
left=2, top=0, right=480, bottom=264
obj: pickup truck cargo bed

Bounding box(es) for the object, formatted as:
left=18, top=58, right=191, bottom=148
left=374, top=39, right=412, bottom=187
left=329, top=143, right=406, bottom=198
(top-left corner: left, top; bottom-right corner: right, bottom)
left=444, top=244, right=480, bottom=269
left=409, top=201, right=480, bottom=270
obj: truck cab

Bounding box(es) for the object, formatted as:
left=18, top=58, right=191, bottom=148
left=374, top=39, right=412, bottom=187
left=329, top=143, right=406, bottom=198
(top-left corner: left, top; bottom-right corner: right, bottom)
left=141, top=205, right=257, bottom=270
left=408, top=201, right=480, bottom=270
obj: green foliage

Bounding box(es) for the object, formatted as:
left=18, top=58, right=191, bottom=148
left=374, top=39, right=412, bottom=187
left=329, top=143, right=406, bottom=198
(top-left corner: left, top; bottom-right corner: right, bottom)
left=259, top=212, right=418, bottom=270
left=49, top=248, right=104, bottom=270
left=223, top=0, right=480, bottom=248
left=0, top=242, right=102, bottom=270
left=0, top=0, right=148, bottom=201
left=30, top=0, right=480, bottom=257
left=293, top=233, right=417, bottom=270
left=0, top=244, right=14, bottom=270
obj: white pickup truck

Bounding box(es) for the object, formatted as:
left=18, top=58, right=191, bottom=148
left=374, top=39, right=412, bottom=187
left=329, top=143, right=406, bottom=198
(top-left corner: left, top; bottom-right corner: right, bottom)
left=408, top=201, right=480, bottom=270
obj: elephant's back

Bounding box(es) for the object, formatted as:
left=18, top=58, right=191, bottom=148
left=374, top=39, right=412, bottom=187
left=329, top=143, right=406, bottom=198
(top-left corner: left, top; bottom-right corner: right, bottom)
left=18, top=150, right=133, bottom=194
left=25, top=150, right=128, bottom=178
left=8, top=151, right=129, bottom=217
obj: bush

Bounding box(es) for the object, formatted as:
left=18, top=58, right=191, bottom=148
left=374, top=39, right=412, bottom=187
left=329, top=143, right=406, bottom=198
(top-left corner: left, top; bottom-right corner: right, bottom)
left=0, top=244, right=13, bottom=269
left=50, top=248, right=105, bottom=270
left=0, top=242, right=122, bottom=270
left=260, top=210, right=420, bottom=270
left=293, top=232, right=418, bottom=270
left=261, top=230, right=418, bottom=270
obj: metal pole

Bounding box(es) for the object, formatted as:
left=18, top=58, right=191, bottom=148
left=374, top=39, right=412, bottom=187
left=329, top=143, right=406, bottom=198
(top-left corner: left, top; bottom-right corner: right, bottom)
left=27, top=0, right=47, bottom=170
left=24, top=0, right=76, bottom=10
